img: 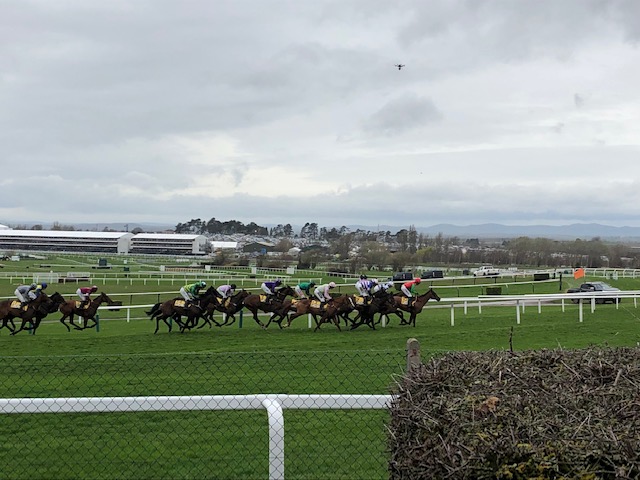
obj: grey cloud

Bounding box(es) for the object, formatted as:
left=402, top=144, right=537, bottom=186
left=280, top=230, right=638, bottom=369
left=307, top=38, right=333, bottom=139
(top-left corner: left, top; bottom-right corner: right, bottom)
left=574, top=94, right=585, bottom=108
left=363, top=93, right=443, bottom=136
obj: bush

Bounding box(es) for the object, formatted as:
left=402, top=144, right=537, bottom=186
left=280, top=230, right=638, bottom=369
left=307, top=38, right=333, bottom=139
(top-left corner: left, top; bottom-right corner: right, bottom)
left=389, top=348, right=640, bottom=479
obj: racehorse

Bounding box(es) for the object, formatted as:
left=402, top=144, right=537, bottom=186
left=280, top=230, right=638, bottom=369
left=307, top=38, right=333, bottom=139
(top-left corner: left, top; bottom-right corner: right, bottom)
left=0, top=292, right=54, bottom=335
left=349, top=290, right=397, bottom=330
left=242, top=285, right=295, bottom=328
left=58, top=292, right=121, bottom=331
left=145, top=294, right=210, bottom=334
left=11, top=292, right=66, bottom=335
left=198, top=289, right=250, bottom=328
left=390, top=288, right=441, bottom=327
left=285, top=295, right=355, bottom=331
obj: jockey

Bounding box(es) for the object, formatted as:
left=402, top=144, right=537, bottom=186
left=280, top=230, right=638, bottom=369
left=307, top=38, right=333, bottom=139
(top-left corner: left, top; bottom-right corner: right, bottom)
left=261, top=278, right=282, bottom=296
left=261, top=278, right=282, bottom=304
left=294, top=281, right=315, bottom=299
left=180, top=281, right=206, bottom=304
left=314, top=282, right=336, bottom=303
left=354, top=275, right=369, bottom=297
left=28, top=282, right=48, bottom=301
left=371, top=280, right=394, bottom=295
left=15, top=283, right=36, bottom=307
left=216, top=283, right=237, bottom=300
left=77, top=285, right=99, bottom=307
left=401, top=277, right=421, bottom=298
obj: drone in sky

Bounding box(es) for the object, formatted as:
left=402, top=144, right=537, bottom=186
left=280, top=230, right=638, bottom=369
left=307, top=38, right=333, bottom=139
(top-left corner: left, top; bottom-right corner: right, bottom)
left=394, top=64, right=405, bottom=70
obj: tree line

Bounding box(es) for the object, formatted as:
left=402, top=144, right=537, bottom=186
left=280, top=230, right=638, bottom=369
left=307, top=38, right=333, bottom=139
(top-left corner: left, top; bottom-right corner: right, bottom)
left=176, top=218, right=640, bottom=270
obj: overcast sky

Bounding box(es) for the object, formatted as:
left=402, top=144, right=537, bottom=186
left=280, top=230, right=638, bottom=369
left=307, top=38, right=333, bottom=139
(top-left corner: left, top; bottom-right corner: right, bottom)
left=2, top=0, right=640, bottom=230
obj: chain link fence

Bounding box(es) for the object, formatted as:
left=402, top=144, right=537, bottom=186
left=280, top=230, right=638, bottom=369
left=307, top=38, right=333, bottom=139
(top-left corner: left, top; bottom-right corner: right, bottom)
left=0, top=349, right=407, bottom=479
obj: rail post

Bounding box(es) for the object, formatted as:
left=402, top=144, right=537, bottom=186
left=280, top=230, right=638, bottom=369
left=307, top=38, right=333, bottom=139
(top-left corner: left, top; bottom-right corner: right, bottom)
left=406, top=338, right=421, bottom=372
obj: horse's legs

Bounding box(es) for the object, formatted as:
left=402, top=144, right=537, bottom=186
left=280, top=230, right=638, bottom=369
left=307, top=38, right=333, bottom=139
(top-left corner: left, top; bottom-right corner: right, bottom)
left=59, top=314, right=71, bottom=332
left=10, top=319, right=23, bottom=335
left=248, top=307, right=265, bottom=328
left=286, top=309, right=305, bottom=328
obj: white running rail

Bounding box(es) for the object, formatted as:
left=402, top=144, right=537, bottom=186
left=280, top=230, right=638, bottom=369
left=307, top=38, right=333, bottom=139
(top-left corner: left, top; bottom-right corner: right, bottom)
left=0, top=393, right=392, bottom=480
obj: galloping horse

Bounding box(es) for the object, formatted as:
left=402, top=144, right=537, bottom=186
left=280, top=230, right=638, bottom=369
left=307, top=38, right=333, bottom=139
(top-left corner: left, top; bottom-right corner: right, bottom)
left=391, top=288, right=441, bottom=327
left=11, top=292, right=66, bottom=335
left=198, top=289, right=250, bottom=328
left=285, top=295, right=355, bottom=331
left=145, top=295, right=210, bottom=334
left=349, top=290, right=397, bottom=330
left=242, top=285, right=295, bottom=328
left=58, top=292, right=121, bottom=331
left=0, top=292, right=54, bottom=334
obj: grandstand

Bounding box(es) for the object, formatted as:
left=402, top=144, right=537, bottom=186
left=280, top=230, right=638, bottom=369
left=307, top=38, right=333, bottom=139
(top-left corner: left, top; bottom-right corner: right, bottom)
left=0, top=230, right=207, bottom=255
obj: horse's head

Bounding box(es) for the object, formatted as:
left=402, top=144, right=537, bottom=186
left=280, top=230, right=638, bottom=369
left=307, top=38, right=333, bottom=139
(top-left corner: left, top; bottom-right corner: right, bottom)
left=277, top=285, right=295, bottom=298
left=428, top=288, right=441, bottom=302
left=50, top=292, right=66, bottom=305
left=96, top=292, right=121, bottom=309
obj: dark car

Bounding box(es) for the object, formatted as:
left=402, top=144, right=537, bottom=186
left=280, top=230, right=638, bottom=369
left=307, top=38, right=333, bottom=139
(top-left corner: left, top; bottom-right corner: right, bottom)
left=421, top=269, right=444, bottom=279
left=567, top=282, right=621, bottom=304
left=392, top=272, right=414, bottom=282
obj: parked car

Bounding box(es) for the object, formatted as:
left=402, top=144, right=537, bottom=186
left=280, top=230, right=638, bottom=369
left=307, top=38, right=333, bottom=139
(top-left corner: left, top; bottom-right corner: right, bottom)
left=566, top=282, right=621, bottom=304
left=392, top=272, right=414, bottom=282
left=421, top=269, right=444, bottom=279
left=472, top=266, right=500, bottom=277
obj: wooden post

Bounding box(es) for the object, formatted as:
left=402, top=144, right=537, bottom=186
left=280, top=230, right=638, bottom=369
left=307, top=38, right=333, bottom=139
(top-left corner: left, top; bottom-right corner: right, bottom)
left=406, top=338, right=421, bottom=372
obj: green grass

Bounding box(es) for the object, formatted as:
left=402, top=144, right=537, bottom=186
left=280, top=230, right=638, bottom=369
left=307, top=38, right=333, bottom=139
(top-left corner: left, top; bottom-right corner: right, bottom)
left=1, top=265, right=640, bottom=479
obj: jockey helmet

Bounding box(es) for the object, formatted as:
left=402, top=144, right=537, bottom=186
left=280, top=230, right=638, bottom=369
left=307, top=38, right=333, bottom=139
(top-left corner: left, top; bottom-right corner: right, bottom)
left=328, top=282, right=336, bottom=288
left=360, top=275, right=367, bottom=280
left=275, top=278, right=282, bottom=285
left=372, top=278, right=378, bottom=284
left=309, top=282, right=316, bottom=287
left=230, top=284, right=236, bottom=289
left=414, top=277, right=421, bottom=284
left=41, top=282, right=48, bottom=289
left=91, top=285, right=98, bottom=291
left=199, top=281, right=206, bottom=287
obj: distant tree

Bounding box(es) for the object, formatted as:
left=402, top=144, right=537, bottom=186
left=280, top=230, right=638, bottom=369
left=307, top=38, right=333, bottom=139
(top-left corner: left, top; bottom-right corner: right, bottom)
left=271, top=224, right=285, bottom=237
left=246, top=222, right=268, bottom=235
left=31, top=224, right=43, bottom=230
left=274, top=239, right=294, bottom=252
left=131, top=227, right=144, bottom=234
left=51, top=221, right=75, bottom=231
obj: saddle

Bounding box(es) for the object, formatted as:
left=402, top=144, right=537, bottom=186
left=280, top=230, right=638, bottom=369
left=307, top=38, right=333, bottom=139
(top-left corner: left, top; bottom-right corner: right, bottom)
left=400, top=297, right=414, bottom=306
left=310, top=300, right=326, bottom=310
left=74, top=301, right=90, bottom=309
left=10, top=300, right=28, bottom=311
left=174, top=299, right=187, bottom=308
left=354, top=296, right=369, bottom=306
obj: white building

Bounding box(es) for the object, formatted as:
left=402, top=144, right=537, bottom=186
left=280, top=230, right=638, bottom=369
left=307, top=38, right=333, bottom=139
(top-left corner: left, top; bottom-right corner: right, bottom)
left=0, top=230, right=132, bottom=254
left=129, top=233, right=207, bottom=255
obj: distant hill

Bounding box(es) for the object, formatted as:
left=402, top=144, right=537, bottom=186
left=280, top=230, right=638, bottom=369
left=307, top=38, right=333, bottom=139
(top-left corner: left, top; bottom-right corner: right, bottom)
left=341, top=223, right=640, bottom=241
left=417, top=223, right=640, bottom=241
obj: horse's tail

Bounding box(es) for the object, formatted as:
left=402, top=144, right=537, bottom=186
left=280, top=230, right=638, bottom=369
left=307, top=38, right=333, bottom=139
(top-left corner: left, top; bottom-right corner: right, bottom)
left=145, top=303, right=160, bottom=317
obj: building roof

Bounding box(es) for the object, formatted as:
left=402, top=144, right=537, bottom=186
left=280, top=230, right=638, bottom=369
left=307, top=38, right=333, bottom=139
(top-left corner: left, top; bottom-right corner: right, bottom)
left=0, top=224, right=9, bottom=230
left=0, top=230, right=132, bottom=239
left=210, top=241, right=238, bottom=249
left=132, top=233, right=206, bottom=240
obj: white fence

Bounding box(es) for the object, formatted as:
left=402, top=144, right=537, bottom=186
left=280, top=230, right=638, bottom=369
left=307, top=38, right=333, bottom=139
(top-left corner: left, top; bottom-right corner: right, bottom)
left=0, top=394, right=391, bottom=480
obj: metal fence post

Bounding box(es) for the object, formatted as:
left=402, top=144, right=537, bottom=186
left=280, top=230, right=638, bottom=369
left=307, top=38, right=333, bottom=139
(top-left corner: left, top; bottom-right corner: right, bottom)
left=406, top=338, right=421, bottom=372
